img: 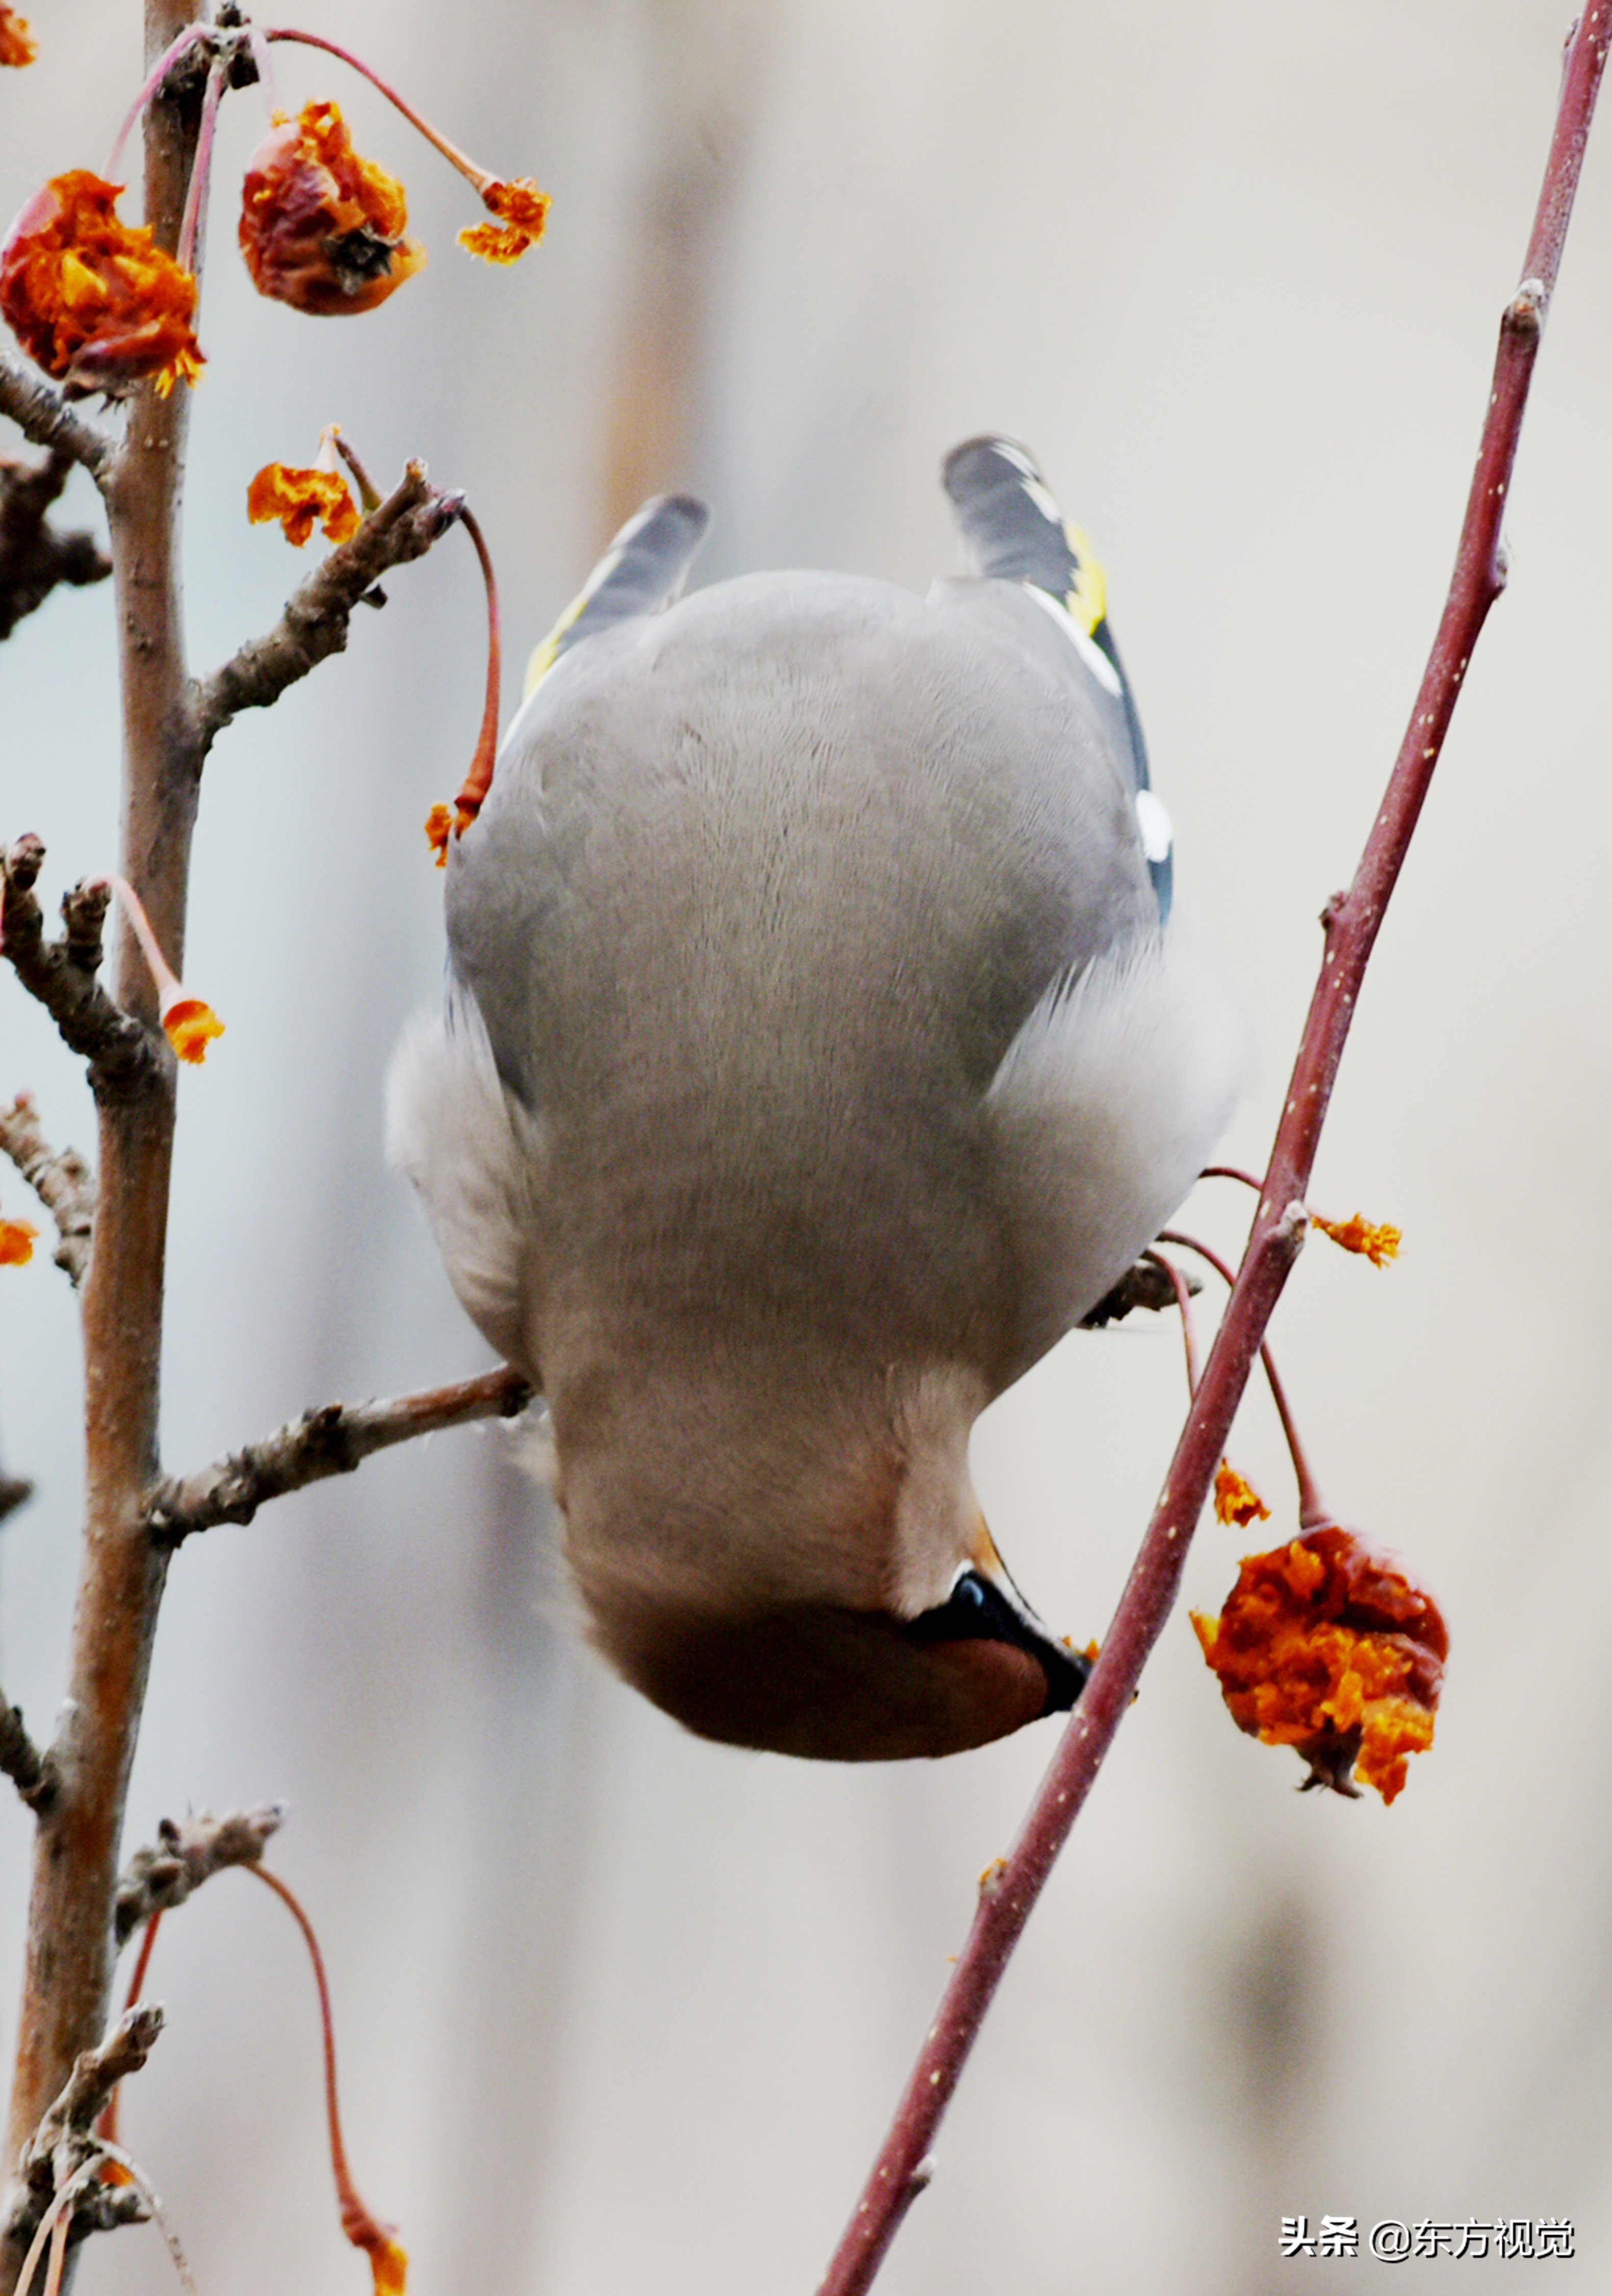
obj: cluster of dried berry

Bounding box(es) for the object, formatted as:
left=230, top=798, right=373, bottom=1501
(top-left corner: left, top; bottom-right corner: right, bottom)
left=0, top=21, right=547, bottom=395
left=1193, top=1525, right=1447, bottom=1805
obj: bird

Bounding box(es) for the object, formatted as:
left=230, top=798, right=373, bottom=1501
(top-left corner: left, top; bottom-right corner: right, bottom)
left=388, top=437, right=1246, bottom=1761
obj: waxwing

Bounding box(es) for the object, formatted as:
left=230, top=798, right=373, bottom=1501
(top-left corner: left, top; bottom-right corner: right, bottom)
left=389, top=437, right=1246, bottom=1760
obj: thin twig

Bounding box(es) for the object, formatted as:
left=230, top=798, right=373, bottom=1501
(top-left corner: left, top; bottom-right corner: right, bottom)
left=114, top=1806, right=286, bottom=1947
left=37, top=2203, right=67, bottom=2296
left=175, top=53, right=229, bottom=277
left=96, top=1913, right=163, bottom=2160
left=190, top=463, right=461, bottom=746
left=5, top=2009, right=163, bottom=2261
left=0, top=360, right=115, bottom=485
left=819, top=14, right=1611, bottom=2290
left=104, top=20, right=215, bottom=183
left=145, top=1366, right=534, bottom=1541
left=84, top=2141, right=196, bottom=2296
left=263, top=26, right=502, bottom=189
left=245, top=1867, right=404, bottom=2284
left=10, top=2163, right=101, bottom=2296
left=0, top=1705, right=53, bottom=1817
left=0, top=450, right=111, bottom=641
left=1159, top=1228, right=1331, bottom=1527
left=1, top=844, right=156, bottom=1100
left=1142, top=1247, right=1201, bottom=1391
left=20, top=2011, right=163, bottom=2174
left=0, top=1097, right=95, bottom=1288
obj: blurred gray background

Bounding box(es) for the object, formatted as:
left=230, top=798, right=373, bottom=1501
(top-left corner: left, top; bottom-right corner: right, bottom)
left=4, top=1, right=1611, bottom=2288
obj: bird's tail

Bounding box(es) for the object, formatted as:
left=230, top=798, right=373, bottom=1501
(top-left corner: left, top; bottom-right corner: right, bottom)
left=524, top=493, right=711, bottom=698
left=943, top=435, right=1111, bottom=638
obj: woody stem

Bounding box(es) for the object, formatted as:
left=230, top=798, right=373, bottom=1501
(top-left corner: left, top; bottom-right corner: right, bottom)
left=0, top=7, right=209, bottom=2286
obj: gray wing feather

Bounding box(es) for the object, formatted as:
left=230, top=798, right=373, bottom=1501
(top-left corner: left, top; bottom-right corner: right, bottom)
left=941, top=436, right=1171, bottom=918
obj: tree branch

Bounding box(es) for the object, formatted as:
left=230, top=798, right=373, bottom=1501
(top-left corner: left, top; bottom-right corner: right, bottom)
left=0, top=1704, right=54, bottom=1817
left=819, top=12, right=1612, bottom=2291
left=4, top=2008, right=162, bottom=2258
left=113, top=1806, right=285, bottom=1946
left=190, top=462, right=462, bottom=747
left=0, top=357, right=115, bottom=485
left=0, top=450, right=111, bottom=641
left=145, top=1366, right=533, bottom=1541
left=0, top=843, right=156, bottom=1100
left=0, top=1096, right=94, bottom=1288
left=1, top=11, right=202, bottom=2261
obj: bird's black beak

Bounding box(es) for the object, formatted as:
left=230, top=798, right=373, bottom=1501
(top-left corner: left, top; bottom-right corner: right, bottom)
left=904, top=1567, right=1090, bottom=1717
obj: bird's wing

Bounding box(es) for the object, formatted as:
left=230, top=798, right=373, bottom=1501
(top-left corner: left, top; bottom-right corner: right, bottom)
left=933, top=439, right=1242, bottom=1370
left=426, top=451, right=1239, bottom=1389
left=389, top=493, right=709, bottom=1383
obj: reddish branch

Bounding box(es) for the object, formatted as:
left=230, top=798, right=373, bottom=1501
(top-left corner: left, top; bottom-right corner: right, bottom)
left=819, top=12, right=1612, bottom=2291
left=145, top=1367, right=534, bottom=1540
left=245, top=1866, right=405, bottom=2287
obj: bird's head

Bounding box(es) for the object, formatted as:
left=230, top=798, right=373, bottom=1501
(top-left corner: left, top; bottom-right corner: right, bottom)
left=554, top=1356, right=1090, bottom=1759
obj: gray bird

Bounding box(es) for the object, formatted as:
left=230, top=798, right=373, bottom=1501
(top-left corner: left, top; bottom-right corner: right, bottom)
left=389, top=438, right=1245, bottom=1760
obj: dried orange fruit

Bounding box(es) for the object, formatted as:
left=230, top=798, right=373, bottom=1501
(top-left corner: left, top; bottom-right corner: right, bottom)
left=0, top=170, right=201, bottom=391
left=247, top=461, right=360, bottom=546
left=1192, top=1525, right=1446, bottom=1804
left=239, top=102, right=424, bottom=315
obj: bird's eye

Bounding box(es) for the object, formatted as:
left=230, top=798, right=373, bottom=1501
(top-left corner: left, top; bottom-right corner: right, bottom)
left=952, top=1572, right=986, bottom=1614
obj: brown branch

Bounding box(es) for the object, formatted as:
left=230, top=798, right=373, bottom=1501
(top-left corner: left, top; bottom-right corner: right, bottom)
left=190, top=462, right=461, bottom=746
left=0, top=450, right=111, bottom=641
left=819, top=13, right=1611, bottom=2291
left=0, top=1480, right=31, bottom=1529
left=1, top=844, right=156, bottom=1100
left=113, top=1805, right=285, bottom=1947
left=1, top=12, right=203, bottom=2276
left=0, top=1096, right=94, bottom=1288
left=17, top=2012, right=161, bottom=2184
left=5, top=2010, right=161, bottom=2257
left=0, top=1703, right=54, bottom=1817
left=0, top=358, right=115, bottom=485
left=145, top=1366, right=534, bottom=1541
